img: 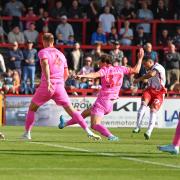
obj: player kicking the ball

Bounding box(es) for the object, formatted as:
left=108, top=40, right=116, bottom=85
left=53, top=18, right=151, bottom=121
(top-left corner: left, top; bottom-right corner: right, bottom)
left=59, top=49, right=144, bottom=141
left=132, top=57, right=166, bottom=140
left=22, top=33, right=101, bottom=140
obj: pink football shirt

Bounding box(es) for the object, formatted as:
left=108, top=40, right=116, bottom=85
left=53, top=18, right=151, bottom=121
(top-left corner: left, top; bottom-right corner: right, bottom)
left=38, top=47, right=68, bottom=84
left=98, top=65, right=130, bottom=100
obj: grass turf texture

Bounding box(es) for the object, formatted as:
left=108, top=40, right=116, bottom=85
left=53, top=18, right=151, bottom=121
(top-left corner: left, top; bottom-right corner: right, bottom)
left=0, top=126, right=180, bottom=180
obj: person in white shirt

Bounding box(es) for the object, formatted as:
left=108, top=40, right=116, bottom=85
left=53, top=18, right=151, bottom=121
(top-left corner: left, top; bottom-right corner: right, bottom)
left=132, top=58, right=166, bottom=140
left=119, top=20, right=133, bottom=45
left=99, top=6, right=115, bottom=33
left=55, top=15, right=74, bottom=43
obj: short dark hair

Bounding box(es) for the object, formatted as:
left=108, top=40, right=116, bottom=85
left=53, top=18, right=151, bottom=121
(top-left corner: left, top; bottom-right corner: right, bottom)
left=100, top=54, right=112, bottom=64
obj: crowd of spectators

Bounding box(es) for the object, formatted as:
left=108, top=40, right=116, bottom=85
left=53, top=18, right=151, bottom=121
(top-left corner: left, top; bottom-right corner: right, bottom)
left=0, top=0, right=179, bottom=95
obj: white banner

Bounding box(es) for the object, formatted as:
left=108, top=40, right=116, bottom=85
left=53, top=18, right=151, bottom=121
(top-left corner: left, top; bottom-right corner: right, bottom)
left=5, top=96, right=180, bottom=128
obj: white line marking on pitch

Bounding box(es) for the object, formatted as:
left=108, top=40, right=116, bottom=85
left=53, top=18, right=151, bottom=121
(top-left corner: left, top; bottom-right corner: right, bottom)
left=30, top=142, right=180, bottom=169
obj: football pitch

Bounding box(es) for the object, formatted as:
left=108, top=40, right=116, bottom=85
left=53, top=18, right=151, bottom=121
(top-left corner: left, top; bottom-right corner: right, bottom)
left=0, top=126, right=180, bottom=180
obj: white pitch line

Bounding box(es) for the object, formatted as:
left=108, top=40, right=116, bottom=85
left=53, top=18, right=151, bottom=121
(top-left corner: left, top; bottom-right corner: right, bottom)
left=0, top=167, right=179, bottom=171
left=30, top=142, right=180, bottom=169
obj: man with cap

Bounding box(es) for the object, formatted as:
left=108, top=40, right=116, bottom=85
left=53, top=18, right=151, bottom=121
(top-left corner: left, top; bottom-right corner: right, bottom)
left=55, top=15, right=74, bottom=43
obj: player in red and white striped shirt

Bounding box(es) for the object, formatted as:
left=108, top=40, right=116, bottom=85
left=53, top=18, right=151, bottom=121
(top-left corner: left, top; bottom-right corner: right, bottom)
left=133, top=58, right=166, bottom=140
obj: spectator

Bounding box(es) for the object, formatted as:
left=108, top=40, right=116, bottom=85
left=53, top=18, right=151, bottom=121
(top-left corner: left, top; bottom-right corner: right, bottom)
left=144, top=42, right=158, bottom=62
left=158, top=29, right=171, bottom=46
left=55, top=33, right=65, bottom=45
left=50, top=0, right=67, bottom=19
left=38, top=25, right=49, bottom=46
left=134, top=26, right=150, bottom=46
left=68, top=0, right=83, bottom=18
left=8, top=26, right=25, bottom=44
left=79, top=77, right=89, bottom=89
left=21, top=41, right=37, bottom=94
left=12, top=70, right=20, bottom=94
left=114, top=0, right=125, bottom=15
left=66, top=35, right=76, bottom=46
left=172, top=26, right=180, bottom=48
left=0, top=53, right=6, bottom=73
left=8, top=41, right=23, bottom=76
left=36, top=10, right=51, bottom=32
left=121, top=56, right=132, bottom=90
left=91, top=43, right=104, bottom=69
left=91, top=26, right=107, bottom=45
left=154, top=0, right=169, bottom=20
left=164, top=43, right=180, bottom=88
left=25, top=7, right=37, bottom=29
left=24, top=22, right=39, bottom=44
left=137, top=1, right=154, bottom=35
left=91, top=78, right=101, bottom=90
left=55, top=15, right=74, bottom=43
left=69, top=42, right=84, bottom=72
left=78, top=56, right=94, bottom=75
left=119, top=1, right=136, bottom=19
left=104, top=0, right=117, bottom=17
left=0, top=25, right=6, bottom=43
left=4, top=0, right=25, bottom=17
left=2, top=69, right=14, bottom=94
left=119, top=20, right=133, bottom=46
left=65, top=70, right=79, bottom=90
left=99, top=6, right=115, bottom=33
left=107, top=26, right=120, bottom=45
left=109, top=41, right=124, bottom=65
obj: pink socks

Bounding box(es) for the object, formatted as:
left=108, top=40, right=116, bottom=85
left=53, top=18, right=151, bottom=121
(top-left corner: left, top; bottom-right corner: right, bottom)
left=92, top=124, right=112, bottom=137
left=25, top=110, right=35, bottom=132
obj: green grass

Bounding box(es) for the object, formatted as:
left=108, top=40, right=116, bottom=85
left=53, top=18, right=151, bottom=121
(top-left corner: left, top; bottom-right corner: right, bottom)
left=0, top=126, right=180, bottom=180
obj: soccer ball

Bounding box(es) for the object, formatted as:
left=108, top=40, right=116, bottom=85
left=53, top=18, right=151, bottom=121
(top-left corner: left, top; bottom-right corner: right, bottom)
left=0, top=132, right=5, bottom=140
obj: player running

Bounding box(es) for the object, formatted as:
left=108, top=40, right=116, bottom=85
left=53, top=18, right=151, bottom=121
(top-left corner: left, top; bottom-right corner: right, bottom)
left=158, top=113, right=180, bottom=154
left=59, top=48, right=144, bottom=141
left=22, top=33, right=101, bottom=140
left=132, top=57, right=166, bottom=140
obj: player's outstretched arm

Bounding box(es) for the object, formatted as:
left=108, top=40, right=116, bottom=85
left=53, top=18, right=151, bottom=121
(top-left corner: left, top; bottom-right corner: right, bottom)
left=130, top=48, right=144, bottom=74
left=76, top=72, right=101, bottom=79
left=133, top=70, right=157, bottom=84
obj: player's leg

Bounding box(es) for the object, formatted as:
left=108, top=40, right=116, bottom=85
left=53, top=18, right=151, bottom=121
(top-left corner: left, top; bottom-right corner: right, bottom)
left=22, top=85, right=53, bottom=140
left=133, top=90, right=150, bottom=133
left=54, top=87, right=101, bottom=140
left=91, top=115, right=118, bottom=141
left=62, top=105, right=101, bottom=140
left=90, top=99, right=118, bottom=141
left=59, top=108, right=91, bottom=128
left=144, top=92, right=164, bottom=140
left=158, top=115, right=180, bottom=154
left=22, top=102, right=39, bottom=140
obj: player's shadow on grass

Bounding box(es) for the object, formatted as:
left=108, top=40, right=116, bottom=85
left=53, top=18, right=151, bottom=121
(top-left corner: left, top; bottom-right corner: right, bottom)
left=0, top=149, right=171, bottom=159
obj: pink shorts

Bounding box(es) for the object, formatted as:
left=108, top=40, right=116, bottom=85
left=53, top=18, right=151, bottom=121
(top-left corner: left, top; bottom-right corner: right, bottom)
left=32, top=83, right=71, bottom=107
left=91, top=98, right=113, bottom=117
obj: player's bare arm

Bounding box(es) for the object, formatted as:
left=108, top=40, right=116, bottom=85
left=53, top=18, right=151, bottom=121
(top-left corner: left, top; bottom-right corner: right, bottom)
left=133, top=70, right=157, bottom=84
left=76, top=72, right=101, bottom=79
left=64, top=67, right=69, bottom=81
left=41, top=59, right=53, bottom=91
left=129, top=48, right=144, bottom=74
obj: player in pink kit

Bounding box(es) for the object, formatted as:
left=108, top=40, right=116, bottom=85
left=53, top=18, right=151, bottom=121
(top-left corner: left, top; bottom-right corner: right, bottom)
left=59, top=49, right=144, bottom=141
left=22, top=33, right=101, bottom=140
left=158, top=113, right=180, bottom=154
left=133, top=58, right=166, bottom=140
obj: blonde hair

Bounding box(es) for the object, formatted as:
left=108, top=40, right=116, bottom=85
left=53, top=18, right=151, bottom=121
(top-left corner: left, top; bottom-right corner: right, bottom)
left=42, top=33, right=54, bottom=44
